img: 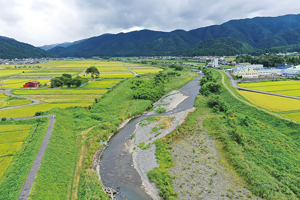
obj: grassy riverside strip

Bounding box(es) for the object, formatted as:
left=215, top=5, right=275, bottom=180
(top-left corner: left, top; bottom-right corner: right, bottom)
left=0, top=118, right=49, bottom=200
left=148, top=68, right=300, bottom=200
left=26, top=69, right=196, bottom=199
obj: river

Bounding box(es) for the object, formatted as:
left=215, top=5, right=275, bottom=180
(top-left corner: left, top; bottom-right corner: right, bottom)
left=99, top=70, right=203, bottom=199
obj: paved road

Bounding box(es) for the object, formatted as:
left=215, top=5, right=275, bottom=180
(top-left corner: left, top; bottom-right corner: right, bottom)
left=124, top=65, right=138, bottom=76
left=225, top=72, right=300, bottom=100
left=0, top=89, right=41, bottom=111
left=0, top=90, right=55, bottom=200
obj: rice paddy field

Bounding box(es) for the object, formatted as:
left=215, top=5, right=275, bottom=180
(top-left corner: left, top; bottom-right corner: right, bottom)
left=82, top=79, right=121, bottom=88
left=237, top=81, right=300, bottom=122
left=0, top=59, right=164, bottom=118
left=54, top=60, right=99, bottom=68
left=129, top=66, right=163, bottom=74
left=0, top=69, right=36, bottom=77
left=0, top=79, right=50, bottom=88
left=0, top=124, right=32, bottom=179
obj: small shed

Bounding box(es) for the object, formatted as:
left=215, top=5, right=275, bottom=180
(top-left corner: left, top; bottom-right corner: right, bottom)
left=23, top=81, right=40, bottom=88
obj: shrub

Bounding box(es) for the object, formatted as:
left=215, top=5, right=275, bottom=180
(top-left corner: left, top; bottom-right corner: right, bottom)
left=200, top=82, right=222, bottom=96
left=155, top=108, right=166, bottom=113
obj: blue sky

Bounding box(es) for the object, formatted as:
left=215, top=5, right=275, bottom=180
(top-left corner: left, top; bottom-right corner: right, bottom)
left=0, top=0, right=299, bottom=46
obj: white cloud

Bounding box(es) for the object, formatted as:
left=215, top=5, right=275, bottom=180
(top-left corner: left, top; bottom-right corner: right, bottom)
left=0, top=0, right=299, bottom=46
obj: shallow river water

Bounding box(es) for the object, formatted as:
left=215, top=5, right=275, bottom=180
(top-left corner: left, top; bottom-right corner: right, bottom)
left=99, top=71, right=202, bottom=199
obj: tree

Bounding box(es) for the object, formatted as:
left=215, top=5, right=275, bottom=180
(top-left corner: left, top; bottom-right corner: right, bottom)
left=50, top=77, right=63, bottom=88
left=62, top=73, right=72, bottom=79
left=85, top=66, right=100, bottom=79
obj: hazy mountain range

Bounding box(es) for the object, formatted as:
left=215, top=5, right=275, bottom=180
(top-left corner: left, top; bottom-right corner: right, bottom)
left=2, top=14, right=300, bottom=59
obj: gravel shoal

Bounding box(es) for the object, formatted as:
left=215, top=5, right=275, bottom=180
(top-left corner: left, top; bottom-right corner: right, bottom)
left=147, top=90, right=188, bottom=115
left=169, top=121, right=261, bottom=200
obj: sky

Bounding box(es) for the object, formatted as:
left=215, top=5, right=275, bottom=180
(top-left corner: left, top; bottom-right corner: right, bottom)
left=0, top=0, right=300, bottom=46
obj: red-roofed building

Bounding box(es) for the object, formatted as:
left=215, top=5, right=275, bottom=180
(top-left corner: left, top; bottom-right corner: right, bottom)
left=23, top=81, right=40, bottom=88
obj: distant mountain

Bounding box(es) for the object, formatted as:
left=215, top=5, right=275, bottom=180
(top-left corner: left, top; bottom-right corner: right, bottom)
left=179, top=38, right=255, bottom=56
left=39, top=39, right=87, bottom=51
left=0, top=37, right=53, bottom=59
left=48, top=14, right=300, bottom=57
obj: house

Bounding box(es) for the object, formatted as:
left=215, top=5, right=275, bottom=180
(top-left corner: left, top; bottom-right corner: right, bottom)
left=234, top=67, right=259, bottom=78
left=23, top=81, right=40, bottom=88
left=281, top=65, right=300, bottom=77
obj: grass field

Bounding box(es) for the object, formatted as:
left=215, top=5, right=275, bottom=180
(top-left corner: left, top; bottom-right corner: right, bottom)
left=82, top=79, right=121, bottom=88
left=130, top=66, right=163, bottom=74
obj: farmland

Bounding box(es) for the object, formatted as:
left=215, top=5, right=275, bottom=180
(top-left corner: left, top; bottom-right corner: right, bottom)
left=129, top=66, right=164, bottom=74
left=0, top=118, right=49, bottom=200
left=237, top=80, right=300, bottom=122
left=0, top=79, right=50, bottom=88
left=82, top=79, right=121, bottom=88
left=0, top=124, right=32, bottom=179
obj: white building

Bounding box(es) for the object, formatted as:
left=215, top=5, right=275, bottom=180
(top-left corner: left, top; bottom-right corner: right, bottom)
left=234, top=67, right=259, bottom=78
left=257, top=68, right=282, bottom=76
left=213, top=58, right=218, bottom=68
left=281, top=65, right=300, bottom=77
left=234, top=64, right=264, bottom=71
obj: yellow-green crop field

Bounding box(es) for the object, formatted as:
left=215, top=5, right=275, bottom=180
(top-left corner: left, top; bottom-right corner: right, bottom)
left=0, top=157, right=13, bottom=179
left=79, top=73, right=134, bottom=78
left=0, top=124, right=32, bottom=179
left=55, top=60, right=99, bottom=68
left=237, top=90, right=300, bottom=112
left=82, top=79, right=121, bottom=88
left=14, top=89, right=107, bottom=95
left=0, top=102, right=91, bottom=118
left=7, top=99, right=32, bottom=107
left=282, top=112, right=300, bottom=121
left=96, top=66, right=130, bottom=72
left=0, top=79, right=50, bottom=89
left=23, top=94, right=101, bottom=103
left=94, top=61, right=124, bottom=67
left=239, top=81, right=300, bottom=97
left=130, top=66, right=163, bottom=74
left=0, top=70, right=36, bottom=77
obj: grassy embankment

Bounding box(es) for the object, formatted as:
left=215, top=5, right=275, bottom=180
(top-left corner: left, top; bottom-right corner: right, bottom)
left=149, top=68, right=300, bottom=200
left=27, top=69, right=197, bottom=199
left=0, top=118, right=49, bottom=200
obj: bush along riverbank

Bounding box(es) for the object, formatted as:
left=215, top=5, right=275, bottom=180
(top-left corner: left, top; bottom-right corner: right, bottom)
left=26, top=67, right=197, bottom=199
left=148, top=67, right=300, bottom=200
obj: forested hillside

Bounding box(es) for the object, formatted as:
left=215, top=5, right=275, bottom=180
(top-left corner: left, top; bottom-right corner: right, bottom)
left=47, top=14, right=300, bottom=57
left=0, top=36, right=53, bottom=59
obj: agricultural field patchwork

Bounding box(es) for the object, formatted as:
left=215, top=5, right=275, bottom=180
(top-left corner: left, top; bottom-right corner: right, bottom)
left=0, top=69, right=36, bottom=77
left=239, top=81, right=300, bottom=97
left=237, top=90, right=300, bottom=112
left=7, top=99, right=32, bottom=107
left=14, top=89, right=107, bottom=95
left=0, top=79, right=50, bottom=89
left=129, top=66, right=163, bottom=74
left=94, top=61, right=124, bottom=67
left=82, top=79, right=121, bottom=88
left=0, top=102, right=91, bottom=118
left=0, top=124, right=32, bottom=179
left=55, top=60, right=99, bottom=68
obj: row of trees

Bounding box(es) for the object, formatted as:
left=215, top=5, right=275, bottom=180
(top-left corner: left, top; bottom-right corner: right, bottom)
left=51, top=74, right=88, bottom=88
left=235, top=54, right=300, bottom=67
